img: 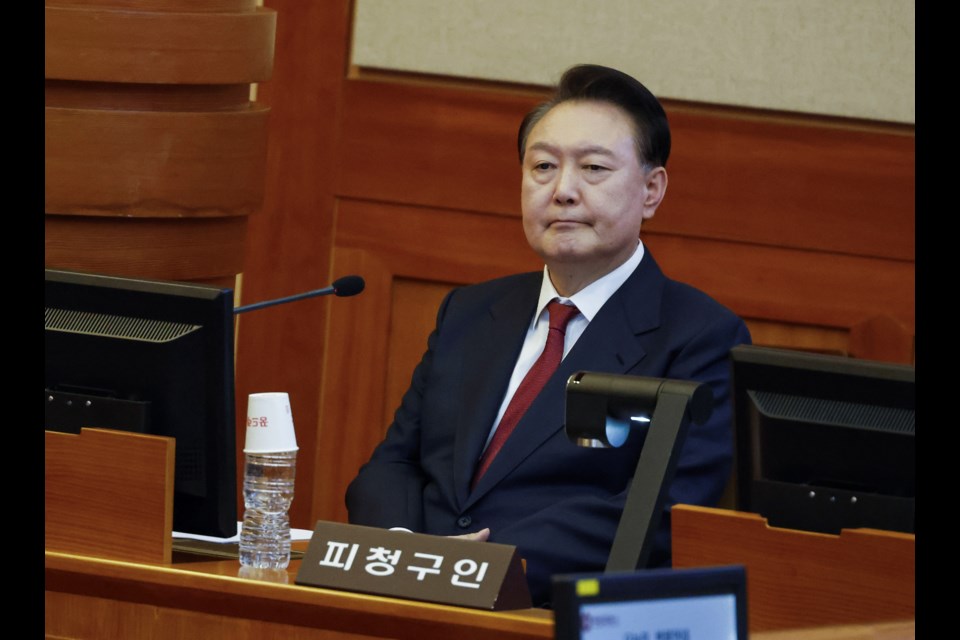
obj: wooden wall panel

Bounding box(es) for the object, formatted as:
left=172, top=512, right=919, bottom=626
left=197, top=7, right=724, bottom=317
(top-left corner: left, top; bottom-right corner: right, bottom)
left=45, top=216, right=248, bottom=283
left=641, top=234, right=914, bottom=334
left=312, top=246, right=396, bottom=522
left=742, top=320, right=848, bottom=357
left=45, top=0, right=275, bottom=285
left=661, top=110, right=915, bottom=261
left=337, top=77, right=915, bottom=264
left=334, top=198, right=541, bottom=281
left=45, top=5, right=275, bottom=84
left=385, top=280, right=456, bottom=425
left=234, top=0, right=353, bottom=529
left=336, top=79, right=533, bottom=217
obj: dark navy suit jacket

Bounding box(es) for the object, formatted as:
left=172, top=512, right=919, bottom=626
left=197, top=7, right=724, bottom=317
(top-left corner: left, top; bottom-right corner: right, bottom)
left=346, top=251, right=751, bottom=606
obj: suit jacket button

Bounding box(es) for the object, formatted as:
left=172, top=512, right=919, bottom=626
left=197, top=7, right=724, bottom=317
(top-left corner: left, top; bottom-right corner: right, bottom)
left=457, top=515, right=472, bottom=529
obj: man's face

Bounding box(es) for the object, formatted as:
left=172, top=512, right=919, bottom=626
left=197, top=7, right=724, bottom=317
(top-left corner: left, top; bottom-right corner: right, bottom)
left=521, top=100, right=666, bottom=286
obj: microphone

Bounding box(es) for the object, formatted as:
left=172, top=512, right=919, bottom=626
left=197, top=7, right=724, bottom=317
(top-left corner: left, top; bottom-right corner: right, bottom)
left=234, top=275, right=365, bottom=314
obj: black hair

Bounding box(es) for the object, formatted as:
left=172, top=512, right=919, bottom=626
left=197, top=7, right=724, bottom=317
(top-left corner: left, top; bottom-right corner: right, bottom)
left=517, top=64, right=671, bottom=169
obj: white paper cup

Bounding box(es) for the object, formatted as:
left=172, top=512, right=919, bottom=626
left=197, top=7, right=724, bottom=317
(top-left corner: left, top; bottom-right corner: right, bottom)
left=244, top=392, right=299, bottom=453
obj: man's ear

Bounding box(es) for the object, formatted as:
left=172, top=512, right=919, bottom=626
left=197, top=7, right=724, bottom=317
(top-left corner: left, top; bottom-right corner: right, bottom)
left=641, top=167, right=668, bottom=219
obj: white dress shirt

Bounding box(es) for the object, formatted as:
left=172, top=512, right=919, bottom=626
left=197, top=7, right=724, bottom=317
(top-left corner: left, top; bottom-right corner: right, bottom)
left=480, top=240, right=646, bottom=451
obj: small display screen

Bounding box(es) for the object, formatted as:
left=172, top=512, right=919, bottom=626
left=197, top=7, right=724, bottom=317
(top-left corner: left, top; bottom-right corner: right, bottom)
left=552, top=566, right=747, bottom=640
left=578, top=593, right=738, bottom=640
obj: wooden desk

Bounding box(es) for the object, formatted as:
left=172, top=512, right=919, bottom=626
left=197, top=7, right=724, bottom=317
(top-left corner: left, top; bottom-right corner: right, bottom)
left=45, top=547, right=914, bottom=640
left=671, top=505, right=915, bottom=633
left=46, top=430, right=915, bottom=638
left=45, top=548, right=553, bottom=640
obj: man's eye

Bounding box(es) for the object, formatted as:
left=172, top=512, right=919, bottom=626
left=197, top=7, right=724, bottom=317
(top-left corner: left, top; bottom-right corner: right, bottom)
left=534, top=162, right=554, bottom=171
left=584, top=164, right=607, bottom=172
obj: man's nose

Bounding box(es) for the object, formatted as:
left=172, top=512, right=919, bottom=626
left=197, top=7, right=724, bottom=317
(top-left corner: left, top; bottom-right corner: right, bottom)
left=553, top=165, right=580, bottom=205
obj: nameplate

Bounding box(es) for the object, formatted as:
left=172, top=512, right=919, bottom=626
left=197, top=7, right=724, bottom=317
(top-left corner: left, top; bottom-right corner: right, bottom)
left=295, top=520, right=532, bottom=610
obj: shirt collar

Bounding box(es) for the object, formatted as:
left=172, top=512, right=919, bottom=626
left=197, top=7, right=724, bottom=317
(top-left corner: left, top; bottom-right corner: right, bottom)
left=532, top=240, right=645, bottom=327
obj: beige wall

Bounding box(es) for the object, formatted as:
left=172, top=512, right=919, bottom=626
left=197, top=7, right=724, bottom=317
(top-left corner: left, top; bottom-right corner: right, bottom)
left=351, top=0, right=914, bottom=124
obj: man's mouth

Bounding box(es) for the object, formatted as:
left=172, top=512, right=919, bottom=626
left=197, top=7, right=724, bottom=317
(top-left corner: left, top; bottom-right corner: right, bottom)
left=549, top=219, right=587, bottom=229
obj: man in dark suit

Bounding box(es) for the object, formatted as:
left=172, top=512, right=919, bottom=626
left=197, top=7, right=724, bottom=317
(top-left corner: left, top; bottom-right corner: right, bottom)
left=346, top=64, right=751, bottom=606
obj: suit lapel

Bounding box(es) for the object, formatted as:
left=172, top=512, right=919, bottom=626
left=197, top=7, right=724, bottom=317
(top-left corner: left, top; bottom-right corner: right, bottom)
left=452, top=277, right=540, bottom=507
left=464, top=255, right=667, bottom=507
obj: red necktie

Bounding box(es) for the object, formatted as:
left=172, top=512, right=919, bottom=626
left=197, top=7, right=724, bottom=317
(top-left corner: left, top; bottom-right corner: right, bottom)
left=472, top=300, right=581, bottom=488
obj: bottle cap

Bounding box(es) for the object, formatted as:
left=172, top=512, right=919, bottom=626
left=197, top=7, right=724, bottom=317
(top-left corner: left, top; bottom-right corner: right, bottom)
left=243, top=392, right=299, bottom=453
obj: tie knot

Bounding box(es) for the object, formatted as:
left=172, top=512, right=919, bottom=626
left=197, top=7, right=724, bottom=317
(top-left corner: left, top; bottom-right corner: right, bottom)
left=547, top=300, right=580, bottom=332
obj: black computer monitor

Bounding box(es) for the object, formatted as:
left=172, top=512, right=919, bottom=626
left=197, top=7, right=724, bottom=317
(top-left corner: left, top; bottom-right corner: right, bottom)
left=44, top=268, right=238, bottom=538
left=729, top=344, right=914, bottom=535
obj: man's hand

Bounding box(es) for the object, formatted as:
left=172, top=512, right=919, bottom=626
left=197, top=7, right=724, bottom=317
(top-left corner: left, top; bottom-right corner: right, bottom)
left=448, top=527, right=490, bottom=542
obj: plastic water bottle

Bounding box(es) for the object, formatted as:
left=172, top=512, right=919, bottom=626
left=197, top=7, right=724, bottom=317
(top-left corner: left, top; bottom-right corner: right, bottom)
left=239, top=450, right=297, bottom=569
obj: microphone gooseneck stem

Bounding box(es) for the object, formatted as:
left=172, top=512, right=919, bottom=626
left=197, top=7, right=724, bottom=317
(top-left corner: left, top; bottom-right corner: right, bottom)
left=233, top=286, right=335, bottom=314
